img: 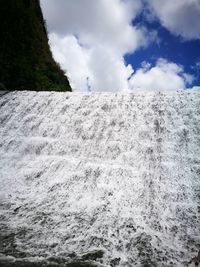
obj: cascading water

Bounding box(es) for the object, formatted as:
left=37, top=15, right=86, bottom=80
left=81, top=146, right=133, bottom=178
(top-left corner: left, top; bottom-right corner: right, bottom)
left=0, top=90, right=199, bottom=266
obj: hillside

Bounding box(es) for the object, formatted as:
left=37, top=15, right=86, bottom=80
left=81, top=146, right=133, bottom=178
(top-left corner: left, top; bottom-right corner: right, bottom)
left=0, top=90, right=199, bottom=266
left=0, top=0, right=71, bottom=91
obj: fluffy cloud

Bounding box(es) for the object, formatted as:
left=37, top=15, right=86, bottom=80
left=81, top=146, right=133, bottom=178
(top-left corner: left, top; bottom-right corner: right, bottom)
left=49, top=34, right=91, bottom=91
left=41, top=0, right=158, bottom=91
left=49, top=33, right=133, bottom=91
left=41, top=0, right=194, bottom=91
left=147, top=0, right=200, bottom=40
left=189, top=86, right=200, bottom=90
left=129, top=59, right=193, bottom=91
left=41, top=0, right=146, bottom=54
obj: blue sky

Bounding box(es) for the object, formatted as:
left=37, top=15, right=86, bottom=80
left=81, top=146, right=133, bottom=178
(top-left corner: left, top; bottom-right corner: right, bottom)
left=127, top=12, right=200, bottom=87
left=41, top=0, right=200, bottom=91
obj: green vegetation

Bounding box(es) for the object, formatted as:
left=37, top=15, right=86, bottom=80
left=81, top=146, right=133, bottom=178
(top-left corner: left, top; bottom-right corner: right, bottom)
left=0, top=0, right=71, bottom=91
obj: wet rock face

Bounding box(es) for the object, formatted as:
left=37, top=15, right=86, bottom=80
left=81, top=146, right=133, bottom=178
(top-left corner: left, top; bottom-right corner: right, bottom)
left=0, top=90, right=200, bottom=266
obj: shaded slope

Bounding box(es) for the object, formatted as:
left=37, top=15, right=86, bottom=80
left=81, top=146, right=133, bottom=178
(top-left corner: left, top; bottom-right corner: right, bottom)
left=0, top=90, right=199, bottom=266
left=0, top=0, right=71, bottom=91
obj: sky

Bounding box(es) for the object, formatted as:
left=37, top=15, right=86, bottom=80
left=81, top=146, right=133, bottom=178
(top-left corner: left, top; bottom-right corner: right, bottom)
left=41, top=0, right=200, bottom=92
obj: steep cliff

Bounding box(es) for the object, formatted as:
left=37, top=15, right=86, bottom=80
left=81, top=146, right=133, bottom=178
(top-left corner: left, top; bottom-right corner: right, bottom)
left=0, top=0, right=71, bottom=91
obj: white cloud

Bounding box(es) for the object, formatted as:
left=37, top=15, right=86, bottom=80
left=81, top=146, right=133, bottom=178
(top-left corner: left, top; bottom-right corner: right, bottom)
left=189, top=86, right=200, bottom=90
left=147, top=0, right=200, bottom=40
left=41, top=0, right=195, bottom=91
left=49, top=34, right=91, bottom=91
left=41, top=0, right=159, bottom=91
left=41, top=0, right=146, bottom=54
left=88, top=45, right=133, bottom=91
left=129, top=59, right=194, bottom=91
left=49, top=33, right=133, bottom=91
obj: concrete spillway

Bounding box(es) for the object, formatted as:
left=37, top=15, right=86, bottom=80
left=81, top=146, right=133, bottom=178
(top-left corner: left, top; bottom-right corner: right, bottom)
left=0, top=90, right=199, bottom=267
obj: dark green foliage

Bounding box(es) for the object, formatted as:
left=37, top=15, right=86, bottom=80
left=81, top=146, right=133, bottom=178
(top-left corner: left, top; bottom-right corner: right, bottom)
left=0, top=0, right=71, bottom=91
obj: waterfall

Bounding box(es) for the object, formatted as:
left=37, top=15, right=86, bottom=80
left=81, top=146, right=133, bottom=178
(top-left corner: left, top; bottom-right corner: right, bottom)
left=0, top=90, right=199, bottom=266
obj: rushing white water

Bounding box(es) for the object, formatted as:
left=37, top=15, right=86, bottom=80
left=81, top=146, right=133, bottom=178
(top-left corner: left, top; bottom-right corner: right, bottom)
left=0, top=90, right=199, bottom=267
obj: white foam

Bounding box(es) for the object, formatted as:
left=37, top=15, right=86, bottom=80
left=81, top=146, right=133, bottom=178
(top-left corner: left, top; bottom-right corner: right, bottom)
left=0, top=90, right=199, bottom=266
